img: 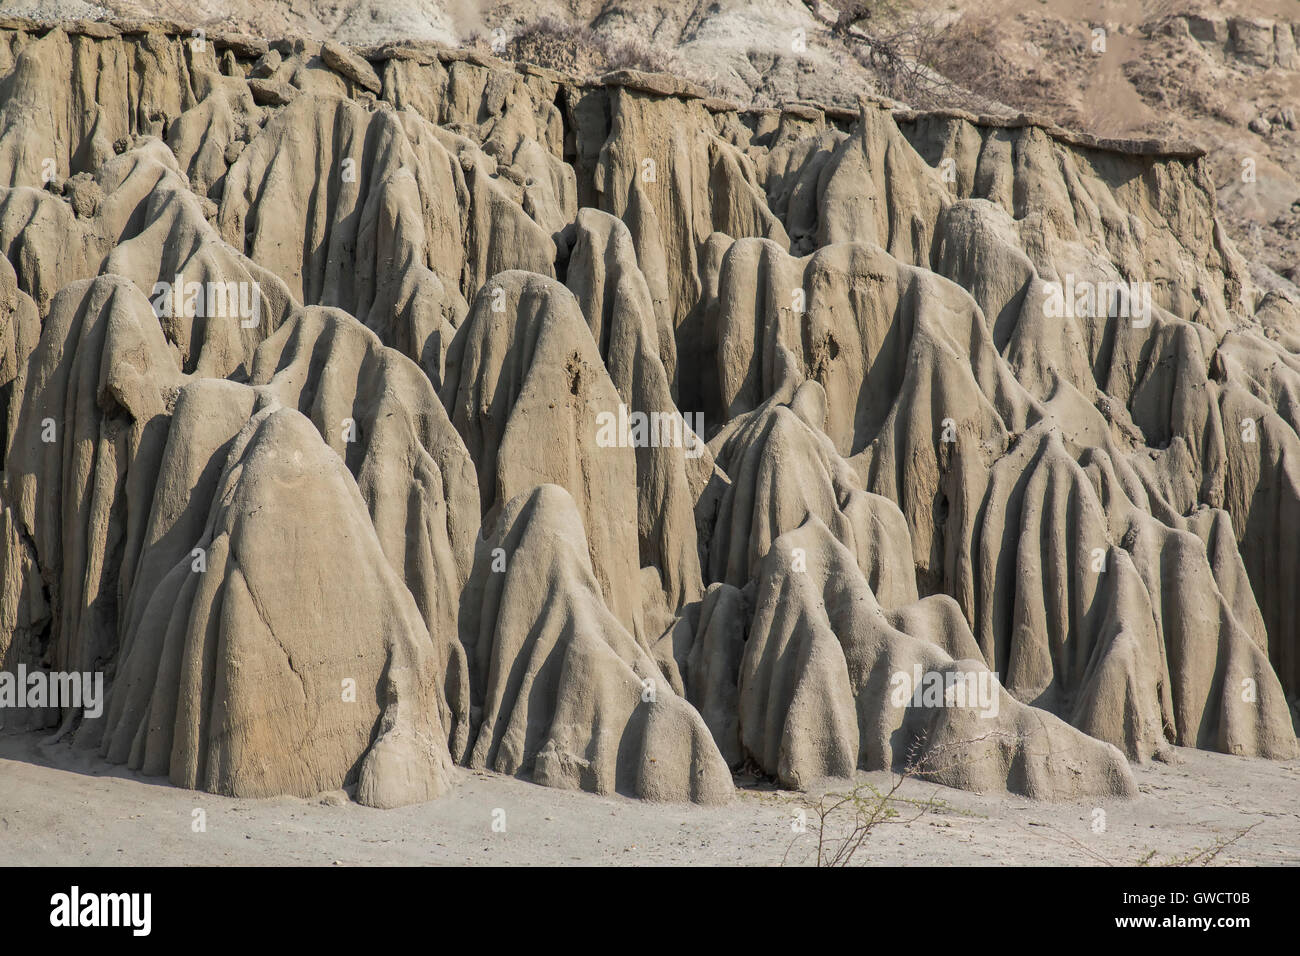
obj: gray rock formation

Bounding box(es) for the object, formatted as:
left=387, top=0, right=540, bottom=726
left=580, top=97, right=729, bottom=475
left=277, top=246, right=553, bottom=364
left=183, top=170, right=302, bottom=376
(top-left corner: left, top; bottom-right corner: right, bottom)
left=0, top=19, right=1296, bottom=811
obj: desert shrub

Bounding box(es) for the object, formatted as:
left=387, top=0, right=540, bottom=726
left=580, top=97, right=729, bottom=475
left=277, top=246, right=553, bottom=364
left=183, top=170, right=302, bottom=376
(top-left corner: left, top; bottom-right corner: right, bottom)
left=473, top=16, right=674, bottom=80
left=600, top=37, right=670, bottom=75
left=502, top=16, right=602, bottom=76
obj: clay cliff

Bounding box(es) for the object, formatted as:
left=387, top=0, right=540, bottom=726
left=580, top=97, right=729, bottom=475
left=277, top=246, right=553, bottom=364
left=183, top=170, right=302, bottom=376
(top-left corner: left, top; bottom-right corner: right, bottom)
left=0, top=16, right=1296, bottom=808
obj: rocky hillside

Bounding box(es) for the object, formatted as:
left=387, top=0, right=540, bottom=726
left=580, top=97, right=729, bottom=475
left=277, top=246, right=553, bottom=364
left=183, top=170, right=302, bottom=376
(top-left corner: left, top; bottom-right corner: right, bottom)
left=8, top=1, right=1300, bottom=281
left=0, top=16, right=1297, bottom=808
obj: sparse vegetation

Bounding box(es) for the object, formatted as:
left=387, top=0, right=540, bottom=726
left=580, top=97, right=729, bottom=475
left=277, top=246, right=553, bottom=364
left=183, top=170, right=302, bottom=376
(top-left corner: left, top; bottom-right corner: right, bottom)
left=1031, top=819, right=1264, bottom=867
left=466, top=16, right=671, bottom=80
left=785, top=774, right=952, bottom=867
left=1137, top=823, right=1262, bottom=867
left=782, top=735, right=994, bottom=867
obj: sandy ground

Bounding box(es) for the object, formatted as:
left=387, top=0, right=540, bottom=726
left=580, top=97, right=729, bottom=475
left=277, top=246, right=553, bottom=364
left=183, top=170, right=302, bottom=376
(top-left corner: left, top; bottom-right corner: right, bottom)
left=0, top=730, right=1297, bottom=866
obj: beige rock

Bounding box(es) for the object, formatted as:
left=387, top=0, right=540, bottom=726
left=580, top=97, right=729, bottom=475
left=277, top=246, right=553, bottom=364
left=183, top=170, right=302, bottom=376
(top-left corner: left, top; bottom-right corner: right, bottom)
left=736, top=518, right=1136, bottom=798
left=442, top=270, right=649, bottom=646
left=459, top=484, right=732, bottom=803
left=0, top=20, right=1296, bottom=814
left=322, top=40, right=382, bottom=94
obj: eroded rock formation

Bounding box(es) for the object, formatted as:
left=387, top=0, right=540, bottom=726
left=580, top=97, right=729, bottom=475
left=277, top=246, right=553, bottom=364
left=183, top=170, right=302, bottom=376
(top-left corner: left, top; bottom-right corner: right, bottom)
left=0, top=19, right=1296, bottom=809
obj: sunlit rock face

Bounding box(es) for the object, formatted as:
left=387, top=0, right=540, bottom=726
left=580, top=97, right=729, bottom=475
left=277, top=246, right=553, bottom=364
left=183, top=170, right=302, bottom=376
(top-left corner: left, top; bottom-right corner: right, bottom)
left=0, top=20, right=1295, bottom=810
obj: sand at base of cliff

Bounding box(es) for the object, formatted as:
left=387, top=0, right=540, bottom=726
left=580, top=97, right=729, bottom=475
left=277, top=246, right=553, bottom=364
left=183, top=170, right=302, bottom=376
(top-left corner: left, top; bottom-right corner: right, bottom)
left=1, top=730, right=1296, bottom=866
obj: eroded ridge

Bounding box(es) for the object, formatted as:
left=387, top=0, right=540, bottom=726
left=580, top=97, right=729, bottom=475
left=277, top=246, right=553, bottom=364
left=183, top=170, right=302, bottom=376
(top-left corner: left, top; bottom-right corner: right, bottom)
left=0, top=19, right=1296, bottom=808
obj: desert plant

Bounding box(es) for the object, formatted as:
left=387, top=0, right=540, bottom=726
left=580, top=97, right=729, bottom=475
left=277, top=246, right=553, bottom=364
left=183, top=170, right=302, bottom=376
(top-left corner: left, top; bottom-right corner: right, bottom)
left=600, top=37, right=670, bottom=75
left=1033, top=818, right=1263, bottom=867
left=781, top=733, right=996, bottom=867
